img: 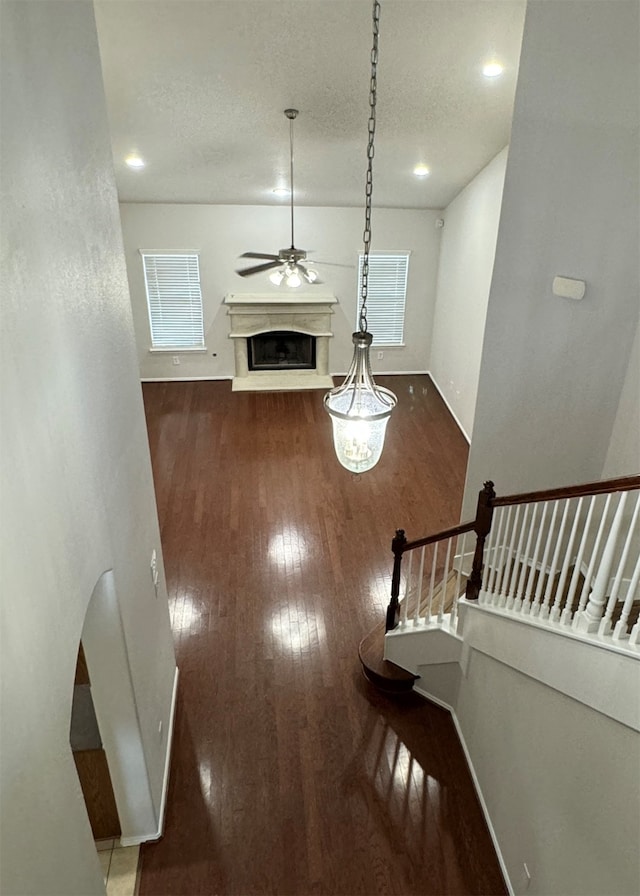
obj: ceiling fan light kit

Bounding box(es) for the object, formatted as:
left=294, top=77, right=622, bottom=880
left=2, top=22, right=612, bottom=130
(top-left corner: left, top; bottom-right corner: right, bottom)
left=324, top=0, right=396, bottom=474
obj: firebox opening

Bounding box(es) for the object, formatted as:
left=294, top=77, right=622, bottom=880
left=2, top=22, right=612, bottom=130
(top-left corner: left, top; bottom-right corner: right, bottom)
left=248, top=331, right=316, bottom=371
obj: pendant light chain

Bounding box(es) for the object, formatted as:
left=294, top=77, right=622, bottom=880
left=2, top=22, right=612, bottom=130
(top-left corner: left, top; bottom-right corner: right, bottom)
left=359, top=0, right=380, bottom=334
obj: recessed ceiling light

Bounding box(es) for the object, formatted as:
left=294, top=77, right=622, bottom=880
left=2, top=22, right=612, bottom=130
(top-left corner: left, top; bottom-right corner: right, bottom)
left=483, top=62, right=504, bottom=78
left=413, top=164, right=430, bottom=177
left=272, top=187, right=290, bottom=197
left=125, top=154, right=145, bottom=169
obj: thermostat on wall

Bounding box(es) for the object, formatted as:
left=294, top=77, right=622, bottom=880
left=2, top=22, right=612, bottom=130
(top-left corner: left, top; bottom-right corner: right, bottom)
left=552, top=275, right=586, bottom=301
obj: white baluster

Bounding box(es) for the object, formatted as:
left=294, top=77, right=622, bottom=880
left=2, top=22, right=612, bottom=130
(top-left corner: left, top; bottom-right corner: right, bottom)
left=562, top=495, right=596, bottom=626
left=522, top=502, right=548, bottom=615
left=614, top=543, right=640, bottom=642
left=401, top=549, right=413, bottom=625
left=439, top=538, right=453, bottom=624
left=599, top=492, right=640, bottom=637
left=486, top=507, right=506, bottom=601
left=514, top=504, right=535, bottom=612
left=531, top=501, right=560, bottom=617
left=451, top=533, right=467, bottom=629
left=575, top=492, right=629, bottom=633
left=539, top=499, right=570, bottom=620
left=499, top=505, right=520, bottom=608
left=572, top=494, right=613, bottom=628
left=481, top=514, right=498, bottom=607
left=550, top=497, right=584, bottom=623
left=494, top=506, right=513, bottom=607
left=427, top=543, right=438, bottom=623
left=508, top=505, right=529, bottom=611
left=415, top=546, right=425, bottom=625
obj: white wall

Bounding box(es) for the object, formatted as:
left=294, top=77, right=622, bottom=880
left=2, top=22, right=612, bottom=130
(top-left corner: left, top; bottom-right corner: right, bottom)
left=603, top=322, right=640, bottom=477
left=119, top=203, right=441, bottom=380
left=430, top=147, right=508, bottom=440
left=1, top=4, right=177, bottom=894
left=463, top=0, right=639, bottom=517
left=457, top=649, right=640, bottom=896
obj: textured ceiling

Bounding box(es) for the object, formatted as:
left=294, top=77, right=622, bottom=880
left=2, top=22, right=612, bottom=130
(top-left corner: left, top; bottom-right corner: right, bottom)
left=95, top=0, right=526, bottom=209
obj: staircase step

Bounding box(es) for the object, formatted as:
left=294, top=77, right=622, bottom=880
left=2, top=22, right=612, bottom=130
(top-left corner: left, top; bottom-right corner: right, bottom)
left=359, top=570, right=463, bottom=692
left=358, top=619, right=418, bottom=693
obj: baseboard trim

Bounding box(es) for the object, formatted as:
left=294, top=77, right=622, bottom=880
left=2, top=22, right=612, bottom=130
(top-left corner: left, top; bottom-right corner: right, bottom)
left=427, top=373, right=471, bottom=443
left=330, top=369, right=430, bottom=377
left=142, top=372, right=433, bottom=384
left=413, top=683, right=513, bottom=896
left=120, top=665, right=179, bottom=846
left=141, top=376, right=231, bottom=383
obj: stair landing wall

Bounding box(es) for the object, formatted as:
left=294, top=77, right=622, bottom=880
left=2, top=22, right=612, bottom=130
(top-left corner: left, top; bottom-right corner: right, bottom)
left=389, top=604, right=640, bottom=896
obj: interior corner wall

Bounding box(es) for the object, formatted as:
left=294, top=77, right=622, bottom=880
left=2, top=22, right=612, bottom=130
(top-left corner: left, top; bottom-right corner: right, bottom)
left=118, top=204, right=441, bottom=380
left=429, top=146, right=508, bottom=440
left=0, top=4, right=177, bottom=894
left=462, top=0, right=640, bottom=517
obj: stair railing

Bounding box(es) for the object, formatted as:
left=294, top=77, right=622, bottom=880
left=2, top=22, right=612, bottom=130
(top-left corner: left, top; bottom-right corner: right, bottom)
left=386, top=475, right=640, bottom=648
left=385, top=521, right=475, bottom=632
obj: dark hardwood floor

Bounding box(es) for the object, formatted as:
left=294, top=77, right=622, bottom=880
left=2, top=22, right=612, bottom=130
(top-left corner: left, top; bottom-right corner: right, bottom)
left=139, top=375, right=506, bottom=896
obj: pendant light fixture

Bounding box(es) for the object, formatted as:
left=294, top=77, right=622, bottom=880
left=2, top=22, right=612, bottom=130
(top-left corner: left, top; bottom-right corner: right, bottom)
left=324, top=0, right=396, bottom=473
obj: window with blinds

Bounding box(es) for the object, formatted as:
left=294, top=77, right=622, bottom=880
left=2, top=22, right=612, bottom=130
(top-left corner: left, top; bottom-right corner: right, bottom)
left=356, top=252, right=409, bottom=346
left=141, top=252, right=205, bottom=349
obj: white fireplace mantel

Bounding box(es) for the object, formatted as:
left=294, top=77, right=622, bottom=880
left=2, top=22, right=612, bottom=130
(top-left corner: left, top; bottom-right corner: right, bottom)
left=224, top=293, right=337, bottom=392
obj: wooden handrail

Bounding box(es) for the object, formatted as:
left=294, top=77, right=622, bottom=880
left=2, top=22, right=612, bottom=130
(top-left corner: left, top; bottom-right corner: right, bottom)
left=400, top=520, right=475, bottom=554
left=493, top=474, right=640, bottom=508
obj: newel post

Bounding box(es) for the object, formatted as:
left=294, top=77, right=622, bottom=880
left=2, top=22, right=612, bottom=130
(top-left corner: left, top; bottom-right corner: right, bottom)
left=386, top=529, right=407, bottom=631
left=465, top=481, right=496, bottom=601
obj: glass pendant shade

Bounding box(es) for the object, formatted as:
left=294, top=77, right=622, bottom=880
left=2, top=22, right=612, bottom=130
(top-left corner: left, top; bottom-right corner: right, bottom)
left=324, top=331, right=397, bottom=473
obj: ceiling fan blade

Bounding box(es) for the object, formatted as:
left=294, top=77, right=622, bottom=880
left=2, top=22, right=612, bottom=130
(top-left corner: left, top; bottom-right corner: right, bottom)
left=236, top=260, right=282, bottom=277
left=307, top=260, right=356, bottom=269
left=239, top=252, right=280, bottom=260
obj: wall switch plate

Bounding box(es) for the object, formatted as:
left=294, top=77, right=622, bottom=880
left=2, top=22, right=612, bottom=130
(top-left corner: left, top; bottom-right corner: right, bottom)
left=172, top=356, right=180, bottom=365
left=377, top=351, right=384, bottom=360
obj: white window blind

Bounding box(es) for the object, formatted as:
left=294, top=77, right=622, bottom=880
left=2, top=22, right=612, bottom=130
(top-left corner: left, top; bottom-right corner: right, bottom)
left=141, top=252, right=205, bottom=349
left=356, top=252, right=409, bottom=346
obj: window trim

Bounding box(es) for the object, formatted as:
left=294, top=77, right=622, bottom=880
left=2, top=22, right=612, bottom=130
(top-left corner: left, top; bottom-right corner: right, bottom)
left=140, top=250, right=206, bottom=351
left=356, top=250, right=410, bottom=347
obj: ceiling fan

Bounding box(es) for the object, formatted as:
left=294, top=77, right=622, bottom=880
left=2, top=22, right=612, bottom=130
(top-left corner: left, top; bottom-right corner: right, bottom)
left=236, top=108, right=324, bottom=287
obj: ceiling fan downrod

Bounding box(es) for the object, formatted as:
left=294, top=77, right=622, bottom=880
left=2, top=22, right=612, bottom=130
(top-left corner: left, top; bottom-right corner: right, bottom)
left=284, top=108, right=298, bottom=250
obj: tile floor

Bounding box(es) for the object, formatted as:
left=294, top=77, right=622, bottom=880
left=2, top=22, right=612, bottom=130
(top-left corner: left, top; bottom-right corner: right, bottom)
left=96, top=840, right=140, bottom=896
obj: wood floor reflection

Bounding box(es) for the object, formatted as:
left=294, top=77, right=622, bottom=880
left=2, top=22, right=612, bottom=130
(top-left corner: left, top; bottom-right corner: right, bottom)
left=139, top=376, right=506, bottom=896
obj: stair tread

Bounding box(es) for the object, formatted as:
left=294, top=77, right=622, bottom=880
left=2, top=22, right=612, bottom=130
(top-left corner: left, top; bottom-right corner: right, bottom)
left=358, top=619, right=417, bottom=691
left=359, top=569, right=466, bottom=692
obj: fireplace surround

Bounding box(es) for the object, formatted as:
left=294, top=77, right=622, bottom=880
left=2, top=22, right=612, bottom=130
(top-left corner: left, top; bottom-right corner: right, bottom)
left=224, top=294, right=336, bottom=392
